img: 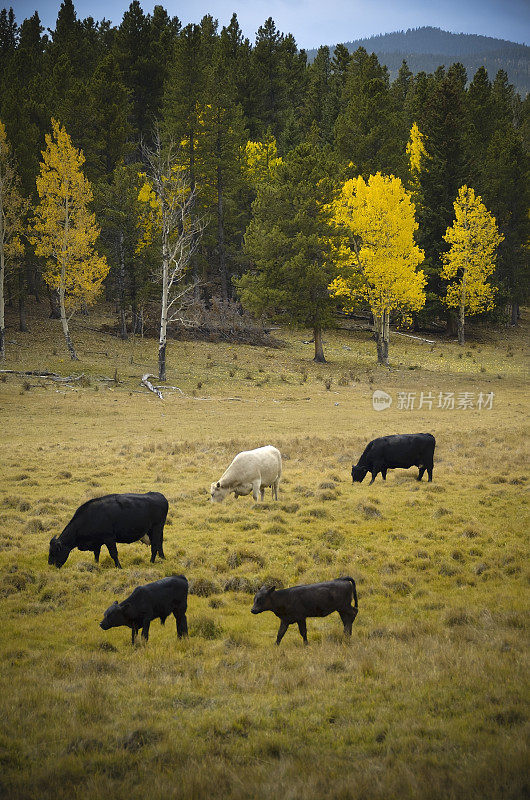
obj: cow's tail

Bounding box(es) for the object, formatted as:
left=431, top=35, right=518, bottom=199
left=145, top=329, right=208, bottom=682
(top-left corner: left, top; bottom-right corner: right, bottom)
left=337, top=576, right=358, bottom=609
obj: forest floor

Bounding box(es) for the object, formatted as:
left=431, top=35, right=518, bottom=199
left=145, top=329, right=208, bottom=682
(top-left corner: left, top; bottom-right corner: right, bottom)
left=0, top=302, right=528, bottom=800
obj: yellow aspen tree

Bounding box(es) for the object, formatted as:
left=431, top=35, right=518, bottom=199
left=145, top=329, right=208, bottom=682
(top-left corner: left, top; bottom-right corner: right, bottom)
left=441, top=185, right=503, bottom=345
left=242, top=133, right=282, bottom=188
left=0, top=120, right=29, bottom=360
left=31, top=119, right=108, bottom=360
left=327, top=172, right=426, bottom=365
left=406, top=122, right=427, bottom=204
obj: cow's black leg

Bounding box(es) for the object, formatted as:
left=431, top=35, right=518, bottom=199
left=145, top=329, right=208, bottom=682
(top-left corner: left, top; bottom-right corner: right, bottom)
left=93, top=545, right=101, bottom=563
left=381, top=468, right=387, bottom=480
left=418, top=466, right=426, bottom=481
left=175, top=607, right=188, bottom=638
left=297, top=619, right=308, bottom=645
left=141, top=619, right=150, bottom=642
left=105, top=540, right=122, bottom=569
left=427, top=464, right=433, bottom=482
left=368, top=470, right=378, bottom=485
left=150, top=523, right=165, bottom=561
left=276, top=620, right=289, bottom=646
left=131, top=626, right=138, bottom=645
left=339, top=609, right=355, bottom=635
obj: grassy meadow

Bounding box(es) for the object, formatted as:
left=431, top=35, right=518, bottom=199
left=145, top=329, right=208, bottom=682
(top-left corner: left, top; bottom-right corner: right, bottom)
left=0, top=302, right=528, bottom=800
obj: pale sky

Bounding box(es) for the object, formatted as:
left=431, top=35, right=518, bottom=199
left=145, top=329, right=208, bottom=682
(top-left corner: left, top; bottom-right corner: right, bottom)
left=8, top=0, right=530, bottom=47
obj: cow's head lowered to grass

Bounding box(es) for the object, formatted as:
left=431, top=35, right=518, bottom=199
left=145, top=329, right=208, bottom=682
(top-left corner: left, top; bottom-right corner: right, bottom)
left=48, top=536, right=70, bottom=568
left=99, top=600, right=128, bottom=630
left=210, top=481, right=230, bottom=502
left=351, top=465, right=369, bottom=483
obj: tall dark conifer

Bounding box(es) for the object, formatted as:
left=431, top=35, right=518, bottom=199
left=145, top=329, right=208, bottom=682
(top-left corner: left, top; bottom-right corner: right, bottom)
left=334, top=47, right=401, bottom=176
left=416, top=63, right=469, bottom=326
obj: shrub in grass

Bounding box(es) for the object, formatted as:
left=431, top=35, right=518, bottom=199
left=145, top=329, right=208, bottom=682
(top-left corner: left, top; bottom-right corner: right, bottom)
left=189, top=577, right=220, bottom=597
left=192, top=615, right=223, bottom=639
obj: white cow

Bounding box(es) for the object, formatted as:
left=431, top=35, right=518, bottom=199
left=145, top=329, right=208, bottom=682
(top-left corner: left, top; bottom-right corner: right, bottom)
left=210, top=445, right=282, bottom=503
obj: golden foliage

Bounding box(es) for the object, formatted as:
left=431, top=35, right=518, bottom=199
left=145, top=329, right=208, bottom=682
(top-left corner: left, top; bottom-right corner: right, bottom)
left=327, top=172, right=426, bottom=320
left=242, top=135, right=282, bottom=187
left=31, top=119, right=108, bottom=310
left=406, top=122, right=427, bottom=177
left=441, top=186, right=503, bottom=315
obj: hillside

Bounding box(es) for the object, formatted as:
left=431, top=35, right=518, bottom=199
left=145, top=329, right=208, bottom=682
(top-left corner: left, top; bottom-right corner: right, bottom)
left=307, top=27, right=530, bottom=94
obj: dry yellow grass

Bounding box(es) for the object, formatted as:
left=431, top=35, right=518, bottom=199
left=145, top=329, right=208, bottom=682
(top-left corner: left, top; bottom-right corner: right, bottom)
left=0, top=302, right=528, bottom=799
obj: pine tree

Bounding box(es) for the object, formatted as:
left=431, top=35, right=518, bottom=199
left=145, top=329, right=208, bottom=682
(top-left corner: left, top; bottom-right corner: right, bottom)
left=415, top=64, right=469, bottom=328
left=301, top=46, right=335, bottom=144
left=237, top=140, right=338, bottom=363
left=115, top=1, right=153, bottom=143
left=85, top=53, right=132, bottom=181
left=200, top=27, right=248, bottom=300
left=334, top=48, right=402, bottom=176
left=441, top=186, right=503, bottom=344
left=249, top=18, right=289, bottom=139
left=327, top=172, right=425, bottom=365
left=96, top=161, right=150, bottom=339
left=32, top=119, right=109, bottom=359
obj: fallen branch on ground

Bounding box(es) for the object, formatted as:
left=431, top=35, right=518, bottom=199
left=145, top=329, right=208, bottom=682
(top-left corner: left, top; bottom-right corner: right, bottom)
left=0, top=370, right=85, bottom=382
left=141, top=374, right=164, bottom=400
left=393, top=331, right=436, bottom=344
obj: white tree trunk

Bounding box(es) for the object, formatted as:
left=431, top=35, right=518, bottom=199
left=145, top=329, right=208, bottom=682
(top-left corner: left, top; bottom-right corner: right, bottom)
left=158, top=225, right=169, bottom=381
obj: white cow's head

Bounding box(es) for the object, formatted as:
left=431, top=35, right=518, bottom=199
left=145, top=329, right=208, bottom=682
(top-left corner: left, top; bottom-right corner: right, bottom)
left=210, top=481, right=229, bottom=503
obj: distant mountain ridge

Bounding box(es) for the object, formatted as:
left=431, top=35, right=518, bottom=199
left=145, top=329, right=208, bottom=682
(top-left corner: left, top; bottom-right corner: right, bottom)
left=307, top=27, right=529, bottom=95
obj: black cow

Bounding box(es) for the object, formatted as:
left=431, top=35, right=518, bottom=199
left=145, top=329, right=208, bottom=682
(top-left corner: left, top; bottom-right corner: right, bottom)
left=48, top=492, right=168, bottom=569
left=100, top=575, right=188, bottom=644
left=251, top=577, right=358, bottom=645
left=351, top=433, right=436, bottom=485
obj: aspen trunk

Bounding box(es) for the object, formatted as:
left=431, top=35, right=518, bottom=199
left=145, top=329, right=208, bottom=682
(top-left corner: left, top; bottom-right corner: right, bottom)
left=457, top=301, right=465, bottom=345
left=458, top=275, right=466, bottom=345
left=58, top=285, right=78, bottom=360
left=158, top=228, right=169, bottom=381
left=59, top=197, right=78, bottom=360
left=374, top=312, right=389, bottom=365
left=313, top=324, right=326, bottom=363
left=510, top=303, right=519, bottom=326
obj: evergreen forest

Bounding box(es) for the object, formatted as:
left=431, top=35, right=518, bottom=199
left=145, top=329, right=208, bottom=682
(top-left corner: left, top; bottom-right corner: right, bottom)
left=0, top=1, right=528, bottom=366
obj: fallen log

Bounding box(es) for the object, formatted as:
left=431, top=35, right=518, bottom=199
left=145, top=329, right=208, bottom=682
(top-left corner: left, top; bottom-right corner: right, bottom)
left=0, top=369, right=85, bottom=382
left=393, top=331, right=436, bottom=344
left=141, top=374, right=163, bottom=400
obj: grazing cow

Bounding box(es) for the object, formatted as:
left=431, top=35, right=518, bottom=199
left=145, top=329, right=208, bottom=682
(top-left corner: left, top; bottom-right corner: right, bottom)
left=100, top=575, right=188, bottom=644
left=210, top=445, right=282, bottom=503
left=351, top=433, right=436, bottom=485
left=251, top=577, right=358, bottom=645
left=48, top=492, right=168, bottom=569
